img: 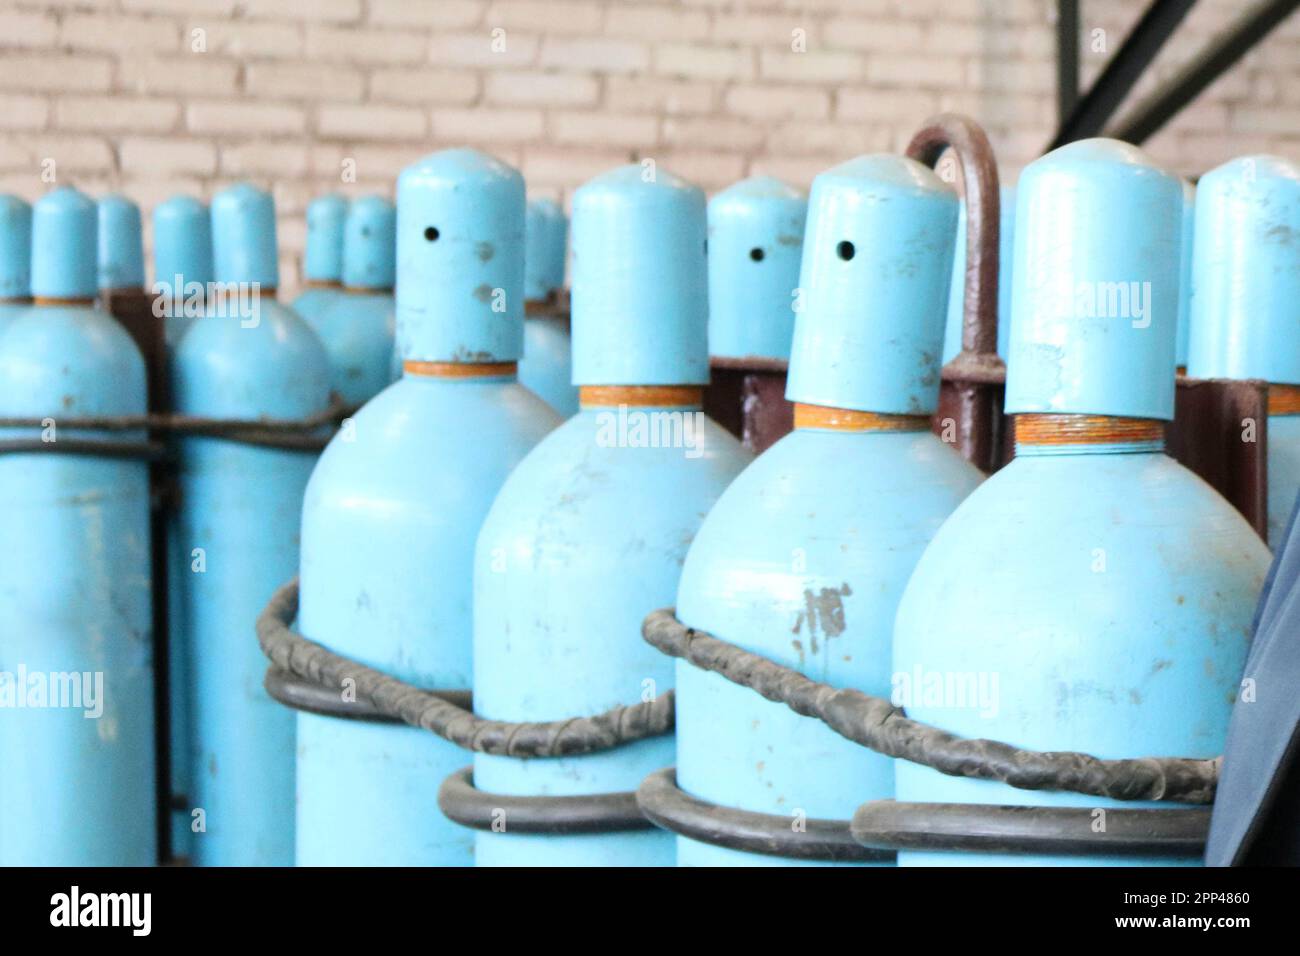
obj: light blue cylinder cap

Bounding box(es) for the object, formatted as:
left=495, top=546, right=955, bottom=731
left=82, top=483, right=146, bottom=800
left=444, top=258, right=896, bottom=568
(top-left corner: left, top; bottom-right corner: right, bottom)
left=342, top=195, right=396, bottom=290
left=1175, top=181, right=1194, bottom=368
left=304, top=193, right=347, bottom=282
left=708, top=176, right=806, bottom=362
left=211, top=182, right=279, bottom=289
left=396, top=148, right=525, bottom=363
left=524, top=198, right=567, bottom=302
left=786, top=154, right=958, bottom=415
left=1186, top=155, right=1300, bottom=384
left=1005, top=139, right=1183, bottom=420
left=153, top=195, right=213, bottom=292
left=571, top=164, right=709, bottom=386
left=0, top=195, right=32, bottom=299
left=31, top=186, right=98, bottom=300
left=97, top=193, right=145, bottom=291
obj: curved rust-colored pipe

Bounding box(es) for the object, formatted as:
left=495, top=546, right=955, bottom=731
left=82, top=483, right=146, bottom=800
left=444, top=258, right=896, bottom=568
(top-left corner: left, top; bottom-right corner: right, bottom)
left=906, top=113, right=1007, bottom=471
left=906, top=112, right=1003, bottom=377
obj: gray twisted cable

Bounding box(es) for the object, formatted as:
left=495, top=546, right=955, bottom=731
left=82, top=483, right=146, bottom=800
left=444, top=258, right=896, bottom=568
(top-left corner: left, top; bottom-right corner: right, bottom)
left=257, top=579, right=675, bottom=758
left=642, top=608, right=1220, bottom=804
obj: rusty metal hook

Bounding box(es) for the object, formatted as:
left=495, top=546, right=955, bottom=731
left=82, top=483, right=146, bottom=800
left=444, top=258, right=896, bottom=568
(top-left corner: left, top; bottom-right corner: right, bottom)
left=906, top=113, right=1005, bottom=382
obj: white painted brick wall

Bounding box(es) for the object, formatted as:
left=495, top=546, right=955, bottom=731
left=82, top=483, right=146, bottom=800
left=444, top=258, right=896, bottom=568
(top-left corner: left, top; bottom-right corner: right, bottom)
left=0, top=0, right=1295, bottom=296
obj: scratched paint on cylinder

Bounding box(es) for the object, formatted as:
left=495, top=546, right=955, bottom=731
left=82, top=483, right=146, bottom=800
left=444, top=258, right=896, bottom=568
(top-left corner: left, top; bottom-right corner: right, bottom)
left=673, top=154, right=982, bottom=866
left=295, top=149, right=560, bottom=866
left=894, top=139, right=1270, bottom=867
left=0, top=187, right=156, bottom=866
left=173, top=183, right=331, bottom=866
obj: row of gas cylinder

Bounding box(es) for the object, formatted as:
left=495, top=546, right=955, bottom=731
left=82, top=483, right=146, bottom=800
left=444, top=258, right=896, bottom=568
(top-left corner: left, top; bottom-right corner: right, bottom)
left=0, top=125, right=1296, bottom=867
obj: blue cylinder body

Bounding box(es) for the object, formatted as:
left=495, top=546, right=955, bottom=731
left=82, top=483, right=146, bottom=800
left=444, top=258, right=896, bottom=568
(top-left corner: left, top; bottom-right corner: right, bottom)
left=305, top=196, right=396, bottom=406
left=519, top=314, right=578, bottom=416
left=707, top=176, right=806, bottom=361
left=293, top=194, right=348, bottom=325
left=295, top=148, right=560, bottom=866
left=940, top=186, right=1016, bottom=363
left=673, top=154, right=980, bottom=866
left=473, top=164, right=750, bottom=866
left=97, top=193, right=145, bottom=293
left=152, top=193, right=214, bottom=859
left=1186, top=155, right=1300, bottom=545
left=893, top=139, right=1270, bottom=866
left=0, top=188, right=155, bottom=865
left=172, top=184, right=331, bottom=866
left=153, top=195, right=213, bottom=350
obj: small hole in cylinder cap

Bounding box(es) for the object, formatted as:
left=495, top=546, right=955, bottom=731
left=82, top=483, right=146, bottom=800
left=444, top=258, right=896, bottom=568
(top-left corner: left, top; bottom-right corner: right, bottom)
left=750, top=248, right=765, bottom=262
left=424, top=226, right=440, bottom=241
left=837, top=240, right=855, bottom=261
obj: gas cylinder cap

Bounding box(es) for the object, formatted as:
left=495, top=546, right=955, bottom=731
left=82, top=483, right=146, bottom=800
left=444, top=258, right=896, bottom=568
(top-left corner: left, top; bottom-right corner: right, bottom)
left=342, top=195, right=396, bottom=291
left=1186, top=154, right=1300, bottom=385
left=570, top=163, right=709, bottom=387
left=154, top=195, right=213, bottom=294
left=304, top=194, right=347, bottom=284
left=97, top=193, right=145, bottom=293
left=525, top=197, right=567, bottom=304
left=395, top=148, right=525, bottom=364
left=708, top=175, right=807, bottom=363
left=1004, top=137, right=1184, bottom=421
left=785, top=153, right=958, bottom=417
left=0, top=195, right=32, bottom=300
left=31, top=186, right=97, bottom=301
left=211, top=182, right=279, bottom=291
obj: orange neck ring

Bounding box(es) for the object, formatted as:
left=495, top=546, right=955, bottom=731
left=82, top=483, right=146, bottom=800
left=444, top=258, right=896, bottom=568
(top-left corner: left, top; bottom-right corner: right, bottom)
left=33, top=296, right=94, bottom=306
left=302, top=279, right=341, bottom=290
left=794, top=402, right=929, bottom=433
left=580, top=385, right=704, bottom=408
left=1269, top=384, right=1300, bottom=416
left=404, top=360, right=518, bottom=379
left=1015, top=413, right=1165, bottom=447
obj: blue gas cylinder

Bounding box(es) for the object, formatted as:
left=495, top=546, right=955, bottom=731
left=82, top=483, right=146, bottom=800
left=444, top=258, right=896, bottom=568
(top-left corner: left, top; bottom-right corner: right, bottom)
left=0, top=195, right=31, bottom=335
left=305, top=195, right=396, bottom=406
left=97, top=193, right=145, bottom=294
left=893, top=139, right=1271, bottom=866
left=518, top=197, right=577, bottom=415
left=671, top=155, right=982, bottom=867
left=172, top=183, right=331, bottom=866
left=1186, top=155, right=1300, bottom=546
left=472, top=165, right=751, bottom=867
left=153, top=195, right=213, bottom=349
left=0, top=187, right=156, bottom=865
left=941, top=186, right=1015, bottom=363
left=707, top=175, right=806, bottom=361
left=295, top=149, right=560, bottom=866
left=152, top=192, right=214, bottom=860
left=293, top=193, right=348, bottom=323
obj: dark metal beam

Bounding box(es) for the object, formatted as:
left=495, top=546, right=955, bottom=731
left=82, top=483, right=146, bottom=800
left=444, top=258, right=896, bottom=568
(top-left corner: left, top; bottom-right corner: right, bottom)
left=1057, top=0, right=1080, bottom=122
left=1048, top=0, right=1198, bottom=150
left=1108, top=0, right=1300, bottom=144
